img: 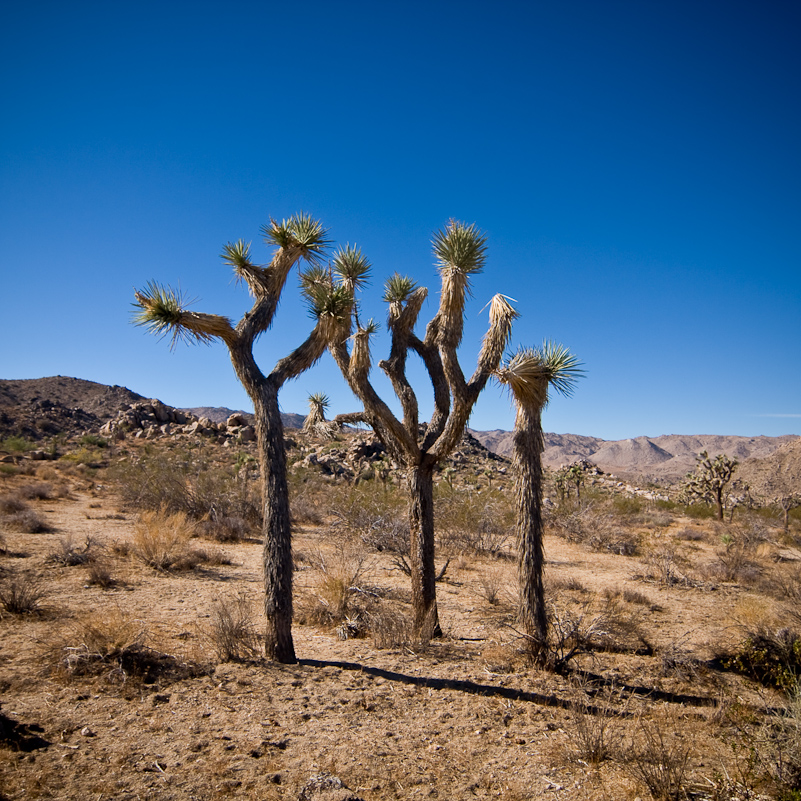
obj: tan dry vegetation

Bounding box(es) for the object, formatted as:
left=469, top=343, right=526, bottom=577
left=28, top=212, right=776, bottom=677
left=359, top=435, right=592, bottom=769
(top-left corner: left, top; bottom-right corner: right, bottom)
left=1, top=438, right=800, bottom=800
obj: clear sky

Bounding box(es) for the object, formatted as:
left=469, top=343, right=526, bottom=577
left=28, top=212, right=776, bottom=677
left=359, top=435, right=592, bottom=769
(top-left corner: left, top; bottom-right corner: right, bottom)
left=1, top=1, right=799, bottom=441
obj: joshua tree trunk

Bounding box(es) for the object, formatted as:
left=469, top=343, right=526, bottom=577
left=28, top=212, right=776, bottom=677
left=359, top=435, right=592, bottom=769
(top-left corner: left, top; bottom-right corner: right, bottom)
left=513, top=404, right=548, bottom=657
left=254, top=385, right=295, bottom=663
left=408, top=460, right=441, bottom=641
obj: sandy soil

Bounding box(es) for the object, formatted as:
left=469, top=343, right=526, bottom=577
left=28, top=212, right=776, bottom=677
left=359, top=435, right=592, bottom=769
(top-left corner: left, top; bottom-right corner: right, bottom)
left=0, top=470, right=795, bottom=801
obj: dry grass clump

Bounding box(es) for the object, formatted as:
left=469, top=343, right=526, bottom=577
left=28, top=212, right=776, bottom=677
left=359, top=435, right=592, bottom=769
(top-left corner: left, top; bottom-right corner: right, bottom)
left=624, top=717, right=691, bottom=800
left=133, top=509, right=193, bottom=569
left=207, top=591, right=262, bottom=662
left=0, top=569, right=46, bottom=616
left=53, top=609, right=196, bottom=686
left=564, top=683, right=624, bottom=765
left=296, top=546, right=374, bottom=629
left=130, top=509, right=230, bottom=571
left=0, top=493, right=54, bottom=533
left=45, top=536, right=98, bottom=566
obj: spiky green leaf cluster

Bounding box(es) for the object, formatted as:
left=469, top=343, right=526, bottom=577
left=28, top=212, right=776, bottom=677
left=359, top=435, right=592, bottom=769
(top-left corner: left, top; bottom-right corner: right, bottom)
left=300, top=264, right=334, bottom=299
left=132, top=281, right=209, bottom=348
left=383, top=273, right=418, bottom=305
left=220, top=239, right=254, bottom=272
left=497, top=341, right=584, bottom=408
left=261, top=212, right=331, bottom=262
left=306, top=283, right=352, bottom=322
left=308, top=392, right=330, bottom=410
left=333, top=245, right=371, bottom=292
left=432, top=220, right=488, bottom=276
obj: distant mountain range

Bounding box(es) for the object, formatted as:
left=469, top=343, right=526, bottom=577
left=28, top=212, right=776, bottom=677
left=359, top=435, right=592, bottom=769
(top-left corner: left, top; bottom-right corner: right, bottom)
left=468, top=429, right=798, bottom=482
left=1, top=377, right=798, bottom=488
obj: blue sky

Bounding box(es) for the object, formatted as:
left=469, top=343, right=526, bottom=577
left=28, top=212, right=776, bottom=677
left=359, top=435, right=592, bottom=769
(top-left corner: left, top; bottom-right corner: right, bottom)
left=1, top=1, right=799, bottom=440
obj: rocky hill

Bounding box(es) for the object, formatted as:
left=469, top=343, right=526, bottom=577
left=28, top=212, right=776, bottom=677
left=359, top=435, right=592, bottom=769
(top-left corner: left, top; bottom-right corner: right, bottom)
left=0, top=377, right=146, bottom=440
left=738, top=436, right=801, bottom=499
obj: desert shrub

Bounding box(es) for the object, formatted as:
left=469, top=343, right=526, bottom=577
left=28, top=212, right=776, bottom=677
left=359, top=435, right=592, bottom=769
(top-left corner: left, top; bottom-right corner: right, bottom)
left=0, top=463, right=19, bottom=475
left=754, top=683, right=801, bottom=796
left=675, top=527, right=706, bottom=542
left=112, top=449, right=261, bottom=537
left=132, top=509, right=198, bottom=571
left=565, top=687, right=622, bottom=764
left=295, top=546, right=375, bottom=630
left=86, top=560, right=117, bottom=588
left=46, top=536, right=97, bottom=567
left=60, top=446, right=104, bottom=467
left=207, top=592, right=261, bottom=662
left=725, top=627, right=801, bottom=691
left=0, top=570, right=46, bottom=616
left=548, top=575, right=589, bottom=594
left=624, top=718, right=691, bottom=801
left=1, top=436, right=34, bottom=453
left=54, top=609, right=195, bottom=685
left=79, top=434, right=108, bottom=448
left=17, top=482, right=55, bottom=500
left=703, top=541, right=761, bottom=584
left=1, top=507, right=53, bottom=533
left=683, top=503, right=716, bottom=520
left=612, top=496, right=643, bottom=515
left=642, top=545, right=692, bottom=586
left=0, top=493, right=27, bottom=514
left=477, top=567, right=508, bottom=606
left=436, top=487, right=513, bottom=557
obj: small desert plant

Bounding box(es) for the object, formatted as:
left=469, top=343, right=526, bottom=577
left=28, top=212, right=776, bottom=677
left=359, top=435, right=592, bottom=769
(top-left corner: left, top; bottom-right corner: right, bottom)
left=46, top=536, right=97, bottom=567
left=477, top=567, right=508, bottom=606
left=0, top=570, right=46, bottom=616
left=133, top=509, right=195, bottom=571
left=54, top=609, right=185, bottom=685
left=1, top=508, right=53, bottom=533
left=1, top=436, right=34, bottom=453
left=86, top=560, right=117, bottom=588
left=625, top=718, right=692, bottom=800
left=17, top=482, right=55, bottom=500
left=296, top=547, right=375, bottom=628
left=0, top=493, right=27, bottom=514
left=368, top=604, right=412, bottom=649
left=753, top=682, right=801, bottom=795
left=725, top=626, right=801, bottom=690
left=207, top=592, right=261, bottom=662
left=565, top=686, right=623, bottom=764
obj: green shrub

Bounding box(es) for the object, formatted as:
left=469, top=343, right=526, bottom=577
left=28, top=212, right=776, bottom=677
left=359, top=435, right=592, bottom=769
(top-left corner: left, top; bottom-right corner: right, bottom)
left=612, top=496, right=642, bottom=515
left=111, top=448, right=261, bottom=538
left=1, top=436, right=34, bottom=453
left=683, top=503, right=716, bottom=520
left=726, top=628, right=801, bottom=691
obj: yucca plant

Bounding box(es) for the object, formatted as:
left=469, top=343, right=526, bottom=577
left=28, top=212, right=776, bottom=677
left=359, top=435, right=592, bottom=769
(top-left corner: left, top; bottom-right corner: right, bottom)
left=495, top=342, right=583, bottom=660
left=133, top=213, right=342, bottom=663
left=322, top=221, right=518, bottom=641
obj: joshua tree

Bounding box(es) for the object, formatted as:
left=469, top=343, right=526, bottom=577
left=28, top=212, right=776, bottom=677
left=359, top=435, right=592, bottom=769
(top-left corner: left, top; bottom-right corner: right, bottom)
left=313, top=221, right=517, bottom=641
left=682, top=450, right=738, bottom=521
left=132, top=213, right=343, bottom=663
left=303, top=392, right=336, bottom=438
left=494, top=342, right=583, bottom=659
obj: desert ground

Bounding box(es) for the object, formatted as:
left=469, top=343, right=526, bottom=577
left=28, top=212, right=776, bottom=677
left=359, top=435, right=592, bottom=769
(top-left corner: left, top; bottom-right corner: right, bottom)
left=1, top=433, right=800, bottom=801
